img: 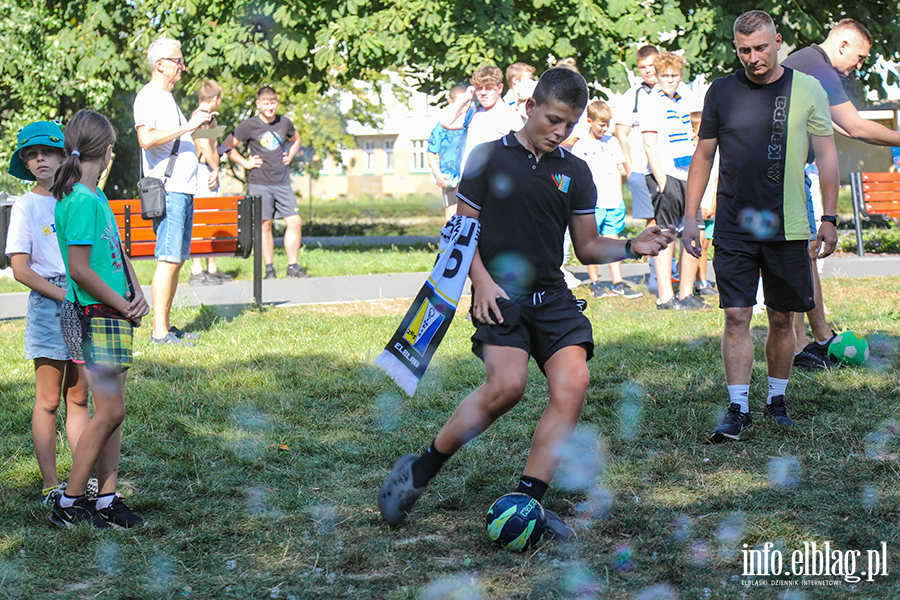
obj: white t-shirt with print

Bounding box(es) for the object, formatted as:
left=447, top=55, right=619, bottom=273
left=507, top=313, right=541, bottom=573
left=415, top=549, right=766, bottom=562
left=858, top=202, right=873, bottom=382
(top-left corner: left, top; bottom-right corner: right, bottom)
left=133, top=83, right=198, bottom=195
left=571, top=134, right=625, bottom=209
left=5, top=191, right=66, bottom=278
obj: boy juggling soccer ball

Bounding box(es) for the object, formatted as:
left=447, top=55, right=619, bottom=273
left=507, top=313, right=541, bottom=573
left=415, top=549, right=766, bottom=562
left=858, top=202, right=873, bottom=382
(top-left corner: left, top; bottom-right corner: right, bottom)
left=378, top=68, right=674, bottom=538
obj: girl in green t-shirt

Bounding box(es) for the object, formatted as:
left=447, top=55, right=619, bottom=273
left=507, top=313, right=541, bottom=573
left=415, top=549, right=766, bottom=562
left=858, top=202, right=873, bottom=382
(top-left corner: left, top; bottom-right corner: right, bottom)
left=49, top=110, right=149, bottom=529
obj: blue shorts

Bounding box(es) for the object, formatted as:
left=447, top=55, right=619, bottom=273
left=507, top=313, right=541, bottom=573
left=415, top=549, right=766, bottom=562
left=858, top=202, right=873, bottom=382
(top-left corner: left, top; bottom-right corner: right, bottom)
left=628, top=172, right=654, bottom=220
left=595, top=204, right=626, bottom=236
left=153, top=192, right=194, bottom=263
left=25, top=275, right=72, bottom=361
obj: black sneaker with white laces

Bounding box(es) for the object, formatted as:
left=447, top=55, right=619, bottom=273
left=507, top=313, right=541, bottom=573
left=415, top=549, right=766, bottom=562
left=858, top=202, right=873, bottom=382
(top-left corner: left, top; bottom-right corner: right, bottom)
left=50, top=495, right=109, bottom=529
left=97, top=496, right=146, bottom=529
left=793, top=333, right=837, bottom=371
left=763, top=395, right=795, bottom=427
left=710, top=403, right=753, bottom=443
left=543, top=509, right=575, bottom=542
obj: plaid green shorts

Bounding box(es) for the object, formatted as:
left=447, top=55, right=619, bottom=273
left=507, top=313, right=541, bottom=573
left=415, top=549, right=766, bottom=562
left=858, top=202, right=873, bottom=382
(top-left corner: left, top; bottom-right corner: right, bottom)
left=83, top=305, right=134, bottom=371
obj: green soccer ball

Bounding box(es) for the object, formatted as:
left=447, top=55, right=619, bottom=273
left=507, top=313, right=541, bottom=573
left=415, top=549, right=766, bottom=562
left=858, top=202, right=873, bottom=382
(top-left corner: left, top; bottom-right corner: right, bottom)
left=828, top=332, right=869, bottom=366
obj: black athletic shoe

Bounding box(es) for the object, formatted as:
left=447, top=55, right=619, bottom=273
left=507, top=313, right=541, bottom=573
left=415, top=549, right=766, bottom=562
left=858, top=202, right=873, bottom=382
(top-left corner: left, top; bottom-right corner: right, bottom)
left=792, top=350, right=834, bottom=371
left=543, top=509, right=576, bottom=542
left=286, top=264, right=311, bottom=278
left=678, top=295, right=711, bottom=310
left=710, top=403, right=753, bottom=443
left=694, top=280, right=719, bottom=296
left=188, top=271, right=223, bottom=286
left=97, top=496, right=146, bottom=529
left=378, top=454, right=427, bottom=525
left=763, top=395, right=795, bottom=427
left=656, top=297, right=685, bottom=310
left=49, top=495, right=109, bottom=529
left=611, top=281, right=642, bottom=299
left=264, top=265, right=277, bottom=280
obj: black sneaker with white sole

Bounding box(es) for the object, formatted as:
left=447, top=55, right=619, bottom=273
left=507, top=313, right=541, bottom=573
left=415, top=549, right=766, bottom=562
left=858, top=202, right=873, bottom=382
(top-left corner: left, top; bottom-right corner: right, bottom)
left=50, top=495, right=109, bottom=529
left=610, top=281, right=642, bottom=299
left=378, top=454, right=428, bottom=526
left=97, top=496, right=146, bottom=529
left=710, top=403, right=753, bottom=443
left=763, top=395, right=795, bottom=427
left=543, top=509, right=575, bottom=542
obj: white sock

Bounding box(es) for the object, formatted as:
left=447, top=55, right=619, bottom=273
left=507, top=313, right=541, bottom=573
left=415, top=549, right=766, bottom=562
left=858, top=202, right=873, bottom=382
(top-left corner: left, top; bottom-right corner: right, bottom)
left=767, top=377, right=788, bottom=404
left=727, top=385, right=750, bottom=413
left=95, top=493, right=116, bottom=511
left=59, top=493, right=78, bottom=508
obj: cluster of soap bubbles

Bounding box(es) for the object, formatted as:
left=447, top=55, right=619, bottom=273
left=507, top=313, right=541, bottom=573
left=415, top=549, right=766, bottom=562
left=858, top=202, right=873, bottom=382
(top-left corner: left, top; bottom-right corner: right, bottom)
left=618, top=382, right=645, bottom=440
left=865, top=420, right=899, bottom=461
left=768, top=456, right=802, bottom=488
left=555, top=426, right=606, bottom=492
left=737, top=208, right=780, bottom=239
left=420, top=575, right=484, bottom=600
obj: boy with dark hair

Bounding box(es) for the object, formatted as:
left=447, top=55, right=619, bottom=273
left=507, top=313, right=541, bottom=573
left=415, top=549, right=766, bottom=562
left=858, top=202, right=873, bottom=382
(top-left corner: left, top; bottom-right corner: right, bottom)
left=378, top=67, right=673, bottom=538
left=224, top=86, right=305, bottom=279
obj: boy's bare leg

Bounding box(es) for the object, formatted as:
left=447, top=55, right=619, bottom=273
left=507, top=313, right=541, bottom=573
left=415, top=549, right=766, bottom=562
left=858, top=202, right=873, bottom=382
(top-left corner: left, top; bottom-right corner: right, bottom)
left=434, top=345, right=530, bottom=454
left=522, top=345, right=589, bottom=482
left=655, top=243, right=676, bottom=302
left=283, top=214, right=302, bottom=265
left=765, top=308, right=795, bottom=380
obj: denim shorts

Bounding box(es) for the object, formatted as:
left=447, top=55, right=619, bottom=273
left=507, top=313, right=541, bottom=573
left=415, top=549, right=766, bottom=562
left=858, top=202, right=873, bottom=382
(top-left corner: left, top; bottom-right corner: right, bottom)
left=153, top=191, right=194, bottom=263
left=25, top=275, right=72, bottom=361
left=595, top=204, right=626, bottom=236
left=628, top=172, right=654, bottom=220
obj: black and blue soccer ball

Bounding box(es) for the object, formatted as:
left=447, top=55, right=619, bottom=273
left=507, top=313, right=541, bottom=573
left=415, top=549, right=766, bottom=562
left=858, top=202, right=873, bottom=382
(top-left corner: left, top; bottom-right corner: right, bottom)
left=485, top=492, right=546, bottom=551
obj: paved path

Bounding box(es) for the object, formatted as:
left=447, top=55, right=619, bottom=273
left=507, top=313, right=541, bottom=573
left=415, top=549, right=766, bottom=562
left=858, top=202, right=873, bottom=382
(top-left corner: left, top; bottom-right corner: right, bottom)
left=0, top=254, right=897, bottom=321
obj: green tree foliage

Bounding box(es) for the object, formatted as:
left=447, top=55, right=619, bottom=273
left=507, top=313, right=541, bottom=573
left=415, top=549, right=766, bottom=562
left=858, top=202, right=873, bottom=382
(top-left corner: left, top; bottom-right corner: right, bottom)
left=2, top=1, right=898, bottom=196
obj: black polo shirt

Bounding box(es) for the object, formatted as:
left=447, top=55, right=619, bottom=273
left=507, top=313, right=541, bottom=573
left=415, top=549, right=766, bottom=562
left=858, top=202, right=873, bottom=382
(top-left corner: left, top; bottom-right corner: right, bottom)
left=457, top=134, right=596, bottom=296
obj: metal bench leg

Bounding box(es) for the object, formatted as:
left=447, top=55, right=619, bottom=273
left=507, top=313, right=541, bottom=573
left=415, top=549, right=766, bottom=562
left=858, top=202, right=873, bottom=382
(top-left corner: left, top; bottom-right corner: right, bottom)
left=253, top=194, right=263, bottom=305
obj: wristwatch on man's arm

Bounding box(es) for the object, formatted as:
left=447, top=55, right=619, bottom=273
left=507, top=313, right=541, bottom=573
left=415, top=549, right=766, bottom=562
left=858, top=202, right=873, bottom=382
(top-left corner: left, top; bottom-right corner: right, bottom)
left=821, top=215, right=838, bottom=225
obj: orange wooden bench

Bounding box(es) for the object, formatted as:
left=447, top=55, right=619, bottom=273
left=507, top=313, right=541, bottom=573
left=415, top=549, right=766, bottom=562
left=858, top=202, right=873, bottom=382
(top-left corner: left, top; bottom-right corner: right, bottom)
left=849, top=172, right=900, bottom=256
left=108, top=195, right=263, bottom=304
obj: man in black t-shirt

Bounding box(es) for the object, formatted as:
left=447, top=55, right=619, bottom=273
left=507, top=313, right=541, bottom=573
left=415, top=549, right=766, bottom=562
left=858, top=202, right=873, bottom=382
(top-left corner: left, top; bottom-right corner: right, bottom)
left=225, top=87, right=306, bottom=279
left=782, top=19, right=900, bottom=370
left=378, top=68, right=673, bottom=539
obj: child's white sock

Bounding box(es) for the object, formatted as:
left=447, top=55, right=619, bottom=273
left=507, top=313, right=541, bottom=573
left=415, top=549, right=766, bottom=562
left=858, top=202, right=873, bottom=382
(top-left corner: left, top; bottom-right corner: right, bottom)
left=95, top=493, right=116, bottom=511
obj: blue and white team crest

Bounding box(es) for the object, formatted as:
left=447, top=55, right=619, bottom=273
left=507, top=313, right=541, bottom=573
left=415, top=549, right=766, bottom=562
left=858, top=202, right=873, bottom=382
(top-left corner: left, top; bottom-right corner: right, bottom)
left=402, top=299, right=445, bottom=356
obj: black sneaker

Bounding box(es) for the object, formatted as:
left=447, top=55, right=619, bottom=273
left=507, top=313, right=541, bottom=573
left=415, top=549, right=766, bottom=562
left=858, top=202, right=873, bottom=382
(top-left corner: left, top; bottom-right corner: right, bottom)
left=590, top=282, right=612, bottom=298
left=763, top=395, right=795, bottom=427
left=207, top=269, right=233, bottom=282
left=188, top=271, right=223, bottom=286
left=694, top=280, right=719, bottom=296
left=378, top=454, right=427, bottom=526
left=286, top=264, right=311, bottom=278
left=679, top=295, right=711, bottom=310
left=610, top=281, right=642, bottom=299
left=49, top=495, right=109, bottom=529
left=169, top=326, right=200, bottom=340
left=656, top=297, right=685, bottom=310
left=97, top=496, right=146, bottom=529
left=792, top=350, right=834, bottom=371
left=264, top=265, right=277, bottom=280
left=543, top=509, right=575, bottom=542
left=710, top=403, right=753, bottom=443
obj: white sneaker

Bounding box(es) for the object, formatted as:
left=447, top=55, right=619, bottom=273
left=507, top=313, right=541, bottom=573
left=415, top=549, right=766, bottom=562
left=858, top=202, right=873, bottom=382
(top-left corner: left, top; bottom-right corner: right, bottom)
left=562, top=268, right=582, bottom=289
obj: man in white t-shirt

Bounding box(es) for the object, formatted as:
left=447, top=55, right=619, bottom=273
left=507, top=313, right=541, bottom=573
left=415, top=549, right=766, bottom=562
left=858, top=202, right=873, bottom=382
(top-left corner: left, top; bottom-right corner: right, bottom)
left=133, top=38, right=212, bottom=346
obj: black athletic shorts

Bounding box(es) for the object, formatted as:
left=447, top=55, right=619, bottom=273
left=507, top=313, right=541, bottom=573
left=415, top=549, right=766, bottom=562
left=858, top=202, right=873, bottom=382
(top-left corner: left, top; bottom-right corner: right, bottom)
left=645, top=174, right=701, bottom=231
left=471, top=287, right=594, bottom=372
left=712, top=237, right=815, bottom=313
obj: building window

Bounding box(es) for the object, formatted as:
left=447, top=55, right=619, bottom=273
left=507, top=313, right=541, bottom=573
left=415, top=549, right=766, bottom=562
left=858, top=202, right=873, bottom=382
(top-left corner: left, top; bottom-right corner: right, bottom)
left=410, top=139, right=427, bottom=172
left=384, top=140, right=394, bottom=172
left=364, top=140, right=375, bottom=172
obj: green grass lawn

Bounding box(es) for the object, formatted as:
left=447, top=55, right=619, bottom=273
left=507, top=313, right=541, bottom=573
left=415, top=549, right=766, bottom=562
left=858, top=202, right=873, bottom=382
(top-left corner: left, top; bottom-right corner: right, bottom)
left=1, top=276, right=898, bottom=598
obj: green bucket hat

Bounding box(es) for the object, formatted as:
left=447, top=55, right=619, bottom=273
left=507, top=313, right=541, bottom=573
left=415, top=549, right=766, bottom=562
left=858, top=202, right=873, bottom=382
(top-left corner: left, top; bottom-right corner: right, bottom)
left=8, top=120, right=66, bottom=181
